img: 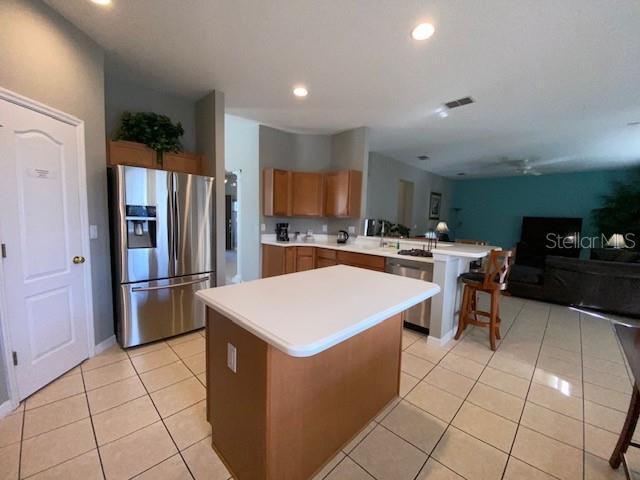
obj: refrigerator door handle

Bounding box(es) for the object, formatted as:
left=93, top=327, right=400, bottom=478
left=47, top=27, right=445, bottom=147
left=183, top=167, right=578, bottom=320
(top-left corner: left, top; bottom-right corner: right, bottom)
left=173, top=187, right=179, bottom=266
left=131, top=275, right=210, bottom=292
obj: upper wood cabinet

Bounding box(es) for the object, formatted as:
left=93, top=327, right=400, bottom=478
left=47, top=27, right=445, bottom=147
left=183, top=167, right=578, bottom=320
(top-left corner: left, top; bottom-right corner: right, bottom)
left=262, top=168, right=362, bottom=218
left=263, top=168, right=291, bottom=217
left=163, top=151, right=203, bottom=174
left=108, top=140, right=203, bottom=174
left=323, top=170, right=362, bottom=218
left=108, top=140, right=156, bottom=169
left=291, top=172, right=324, bottom=217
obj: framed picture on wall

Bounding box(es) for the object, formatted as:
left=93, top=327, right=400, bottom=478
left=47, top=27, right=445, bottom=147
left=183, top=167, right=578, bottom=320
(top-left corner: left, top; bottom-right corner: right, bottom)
left=429, top=192, right=442, bottom=220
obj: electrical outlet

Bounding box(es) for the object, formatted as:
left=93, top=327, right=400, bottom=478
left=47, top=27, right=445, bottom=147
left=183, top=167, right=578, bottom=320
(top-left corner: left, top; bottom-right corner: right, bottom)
left=227, top=343, right=237, bottom=373
left=348, top=226, right=355, bottom=234
left=261, top=223, right=266, bottom=232
left=322, top=224, right=328, bottom=232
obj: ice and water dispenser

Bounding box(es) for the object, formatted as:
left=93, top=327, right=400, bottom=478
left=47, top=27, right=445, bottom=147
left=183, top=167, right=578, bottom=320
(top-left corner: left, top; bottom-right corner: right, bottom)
left=125, top=205, right=157, bottom=249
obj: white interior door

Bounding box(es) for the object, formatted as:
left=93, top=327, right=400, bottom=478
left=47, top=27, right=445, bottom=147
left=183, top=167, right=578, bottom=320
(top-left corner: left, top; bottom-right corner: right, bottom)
left=0, top=98, right=90, bottom=400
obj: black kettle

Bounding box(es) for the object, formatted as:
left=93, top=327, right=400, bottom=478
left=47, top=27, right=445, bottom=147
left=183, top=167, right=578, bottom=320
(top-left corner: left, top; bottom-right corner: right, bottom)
left=337, top=230, right=349, bottom=244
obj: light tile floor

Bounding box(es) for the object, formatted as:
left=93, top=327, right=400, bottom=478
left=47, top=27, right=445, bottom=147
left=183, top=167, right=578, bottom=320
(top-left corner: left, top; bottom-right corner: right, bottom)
left=1, top=296, right=638, bottom=479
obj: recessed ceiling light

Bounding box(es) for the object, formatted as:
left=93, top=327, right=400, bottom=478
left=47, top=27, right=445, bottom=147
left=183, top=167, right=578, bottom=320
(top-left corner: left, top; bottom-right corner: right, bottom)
left=411, top=23, right=435, bottom=41
left=90, top=0, right=112, bottom=5
left=435, top=107, right=449, bottom=118
left=628, top=121, right=640, bottom=126
left=417, top=155, right=430, bottom=161
left=457, top=172, right=466, bottom=176
left=293, top=86, right=308, bottom=98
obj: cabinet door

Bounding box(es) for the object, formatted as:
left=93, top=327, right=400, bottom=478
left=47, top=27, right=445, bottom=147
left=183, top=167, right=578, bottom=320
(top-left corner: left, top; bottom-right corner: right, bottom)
left=291, top=172, right=323, bottom=216
left=285, top=248, right=296, bottom=273
left=323, top=170, right=362, bottom=218
left=296, top=255, right=315, bottom=272
left=316, top=258, right=338, bottom=268
left=296, top=247, right=316, bottom=272
left=262, top=245, right=285, bottom=278
left=108, top=140, right=156, bottom=169
left=263, top=169, right=291, bottom=216
left=163, top=152, right=203, bottom=174
left=336, top=251, right=385, bottom=271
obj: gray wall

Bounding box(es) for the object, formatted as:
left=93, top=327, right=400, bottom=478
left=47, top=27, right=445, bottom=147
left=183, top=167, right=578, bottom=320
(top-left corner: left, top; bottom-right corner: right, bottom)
left=367, top=152, right=453, bottom=235
left=105, top=74, right=198, bottom=152
left=0, top=0, right=113, bottom=403
left=258, top=125, right=369, bottom=236
left=225, top=115, right=260, bottom=281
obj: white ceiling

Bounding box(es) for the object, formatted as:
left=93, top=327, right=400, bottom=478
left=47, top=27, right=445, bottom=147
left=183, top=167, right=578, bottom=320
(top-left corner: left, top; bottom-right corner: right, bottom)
left=46, top=0, right=640, bottom=178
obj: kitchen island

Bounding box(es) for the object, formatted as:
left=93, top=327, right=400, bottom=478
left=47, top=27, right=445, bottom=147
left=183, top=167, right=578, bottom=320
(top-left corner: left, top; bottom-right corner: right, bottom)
left=196, top=265, right=439, bottom=480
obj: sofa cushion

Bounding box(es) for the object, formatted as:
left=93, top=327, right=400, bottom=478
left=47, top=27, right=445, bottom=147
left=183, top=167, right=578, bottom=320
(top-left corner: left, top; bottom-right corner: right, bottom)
left=509, top=265, right=544, bottom=285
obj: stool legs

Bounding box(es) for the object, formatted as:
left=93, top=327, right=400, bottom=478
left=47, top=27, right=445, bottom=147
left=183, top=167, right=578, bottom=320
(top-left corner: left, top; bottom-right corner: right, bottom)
left=489, top=290, right=499, bottom=350
left=455, top=285, right=470, bottom=340
left=610, top=384, right=640, bottom=469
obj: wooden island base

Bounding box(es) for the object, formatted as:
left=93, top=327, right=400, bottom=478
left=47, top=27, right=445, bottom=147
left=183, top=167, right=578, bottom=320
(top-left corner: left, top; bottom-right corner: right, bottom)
left=205, top=309, right=403, bottom=480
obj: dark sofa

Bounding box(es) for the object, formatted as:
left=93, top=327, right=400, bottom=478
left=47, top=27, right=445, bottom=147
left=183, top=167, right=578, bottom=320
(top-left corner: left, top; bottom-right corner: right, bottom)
left=508, top=253, right=640, bottom=318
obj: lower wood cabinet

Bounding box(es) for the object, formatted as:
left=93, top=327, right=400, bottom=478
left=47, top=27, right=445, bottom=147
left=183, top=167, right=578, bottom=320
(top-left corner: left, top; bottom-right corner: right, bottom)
left=336, top=251, right=386, bottom=272
left=262, top=245, right=386, bottom=278
left=295, top=247, right=315, bottom=272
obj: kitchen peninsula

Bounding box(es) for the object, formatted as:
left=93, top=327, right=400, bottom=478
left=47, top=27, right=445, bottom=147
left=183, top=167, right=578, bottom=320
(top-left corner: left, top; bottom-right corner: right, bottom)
left=262, top=235, right=496, bottom=343
left=196, top=265, right=439, bottom=480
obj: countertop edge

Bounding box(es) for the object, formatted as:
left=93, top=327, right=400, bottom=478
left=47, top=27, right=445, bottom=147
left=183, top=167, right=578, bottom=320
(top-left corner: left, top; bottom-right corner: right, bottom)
left=196, top=284, right=440, bottom=357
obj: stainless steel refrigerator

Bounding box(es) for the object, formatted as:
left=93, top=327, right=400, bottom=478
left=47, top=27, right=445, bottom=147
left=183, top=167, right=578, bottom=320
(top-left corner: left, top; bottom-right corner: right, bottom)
left=108, top=165, right=215, bottom=348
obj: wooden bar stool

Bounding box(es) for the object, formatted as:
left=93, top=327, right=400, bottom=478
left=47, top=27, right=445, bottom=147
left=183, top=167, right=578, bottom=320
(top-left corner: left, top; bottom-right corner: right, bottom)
left=454, top=249, right=514, bottom=350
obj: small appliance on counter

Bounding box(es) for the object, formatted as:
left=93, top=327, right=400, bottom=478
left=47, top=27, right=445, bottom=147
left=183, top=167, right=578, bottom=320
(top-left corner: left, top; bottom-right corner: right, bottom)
left=363, top=218, right=380, bottom=237
left=337, top=230, right=350, bottom=244
left=275, top=223, right=290, bottom=242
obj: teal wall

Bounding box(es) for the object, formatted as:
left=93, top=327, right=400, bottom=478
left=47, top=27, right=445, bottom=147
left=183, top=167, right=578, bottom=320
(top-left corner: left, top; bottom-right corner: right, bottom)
left=451, top=169, right=632, bottom=249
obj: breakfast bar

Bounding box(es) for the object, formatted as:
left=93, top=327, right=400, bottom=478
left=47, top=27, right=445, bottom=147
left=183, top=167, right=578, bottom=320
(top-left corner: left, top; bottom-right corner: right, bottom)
left=196, top=265, right=439, bottom=480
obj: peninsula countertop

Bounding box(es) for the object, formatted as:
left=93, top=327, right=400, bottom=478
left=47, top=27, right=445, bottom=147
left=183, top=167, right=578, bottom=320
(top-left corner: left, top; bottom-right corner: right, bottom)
left=261, top=235, right=496, bottom=261
left=196, top=264, right=440, bottom=357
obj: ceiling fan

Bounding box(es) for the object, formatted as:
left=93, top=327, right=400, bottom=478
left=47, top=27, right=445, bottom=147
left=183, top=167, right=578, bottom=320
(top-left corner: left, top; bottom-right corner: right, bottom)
left=496, top=158, right=543, bottom=176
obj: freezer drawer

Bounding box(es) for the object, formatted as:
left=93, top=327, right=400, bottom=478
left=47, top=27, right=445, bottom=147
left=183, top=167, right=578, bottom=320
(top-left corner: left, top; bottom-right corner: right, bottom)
left=116, top=273, right=213, bottom=348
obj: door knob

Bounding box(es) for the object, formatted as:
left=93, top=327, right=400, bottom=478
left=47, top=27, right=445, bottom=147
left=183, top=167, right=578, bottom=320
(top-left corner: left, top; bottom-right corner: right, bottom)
left=73, top=256, right=86, bottom=264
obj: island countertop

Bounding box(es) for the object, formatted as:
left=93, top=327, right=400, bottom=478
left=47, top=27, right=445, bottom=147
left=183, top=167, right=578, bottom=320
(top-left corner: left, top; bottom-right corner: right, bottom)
left=196, top=264, right=440, bottom=357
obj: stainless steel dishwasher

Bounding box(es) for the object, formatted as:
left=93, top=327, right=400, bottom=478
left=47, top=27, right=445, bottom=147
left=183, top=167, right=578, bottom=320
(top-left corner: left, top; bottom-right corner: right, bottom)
left=385, top=257, right=434, bottom=334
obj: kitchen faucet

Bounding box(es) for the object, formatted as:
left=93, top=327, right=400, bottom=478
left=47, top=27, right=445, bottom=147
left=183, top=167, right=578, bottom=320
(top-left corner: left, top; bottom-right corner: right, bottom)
left=379, top=222, right=386, bottom=247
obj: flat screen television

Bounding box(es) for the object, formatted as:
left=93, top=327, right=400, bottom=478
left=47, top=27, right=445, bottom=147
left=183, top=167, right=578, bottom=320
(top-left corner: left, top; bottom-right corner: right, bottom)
left=518, top=216, right=583, bottom=264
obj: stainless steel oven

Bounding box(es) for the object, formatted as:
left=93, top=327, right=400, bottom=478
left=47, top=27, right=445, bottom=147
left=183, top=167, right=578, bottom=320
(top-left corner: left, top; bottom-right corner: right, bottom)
left=385, top=257, right=433, bottom=334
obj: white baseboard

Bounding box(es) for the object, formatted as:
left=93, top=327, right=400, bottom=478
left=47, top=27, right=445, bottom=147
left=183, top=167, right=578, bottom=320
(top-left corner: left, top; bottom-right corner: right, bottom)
left=437, top=329, right=456, bottom=346
left=0, top=399, right=18, bottom=419
left=94, top=335, right=117, bottom=355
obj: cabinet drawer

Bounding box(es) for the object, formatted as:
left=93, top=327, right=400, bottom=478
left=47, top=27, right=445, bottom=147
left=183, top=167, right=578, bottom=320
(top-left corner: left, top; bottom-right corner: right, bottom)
left=316, top=248, right=337, bottom=260
left=316, top=258, right=338, bottom=268
left=296, top=246, right=315, bottom=257
left=336, top=251, right=385, bottom=271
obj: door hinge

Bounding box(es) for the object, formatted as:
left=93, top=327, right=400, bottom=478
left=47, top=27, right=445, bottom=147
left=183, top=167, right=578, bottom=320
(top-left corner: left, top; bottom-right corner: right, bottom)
left=12, top=351, right=17, bottom=366
left=1, top=243, right=6, bottom=258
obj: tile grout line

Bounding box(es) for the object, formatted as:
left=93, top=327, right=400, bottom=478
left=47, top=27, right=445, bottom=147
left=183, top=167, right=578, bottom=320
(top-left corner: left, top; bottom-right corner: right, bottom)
left=79, top=366, right=108, bottom=480
left=497, top=303, right=551, bottom=480
left=579, top=312, right=586, bottom=480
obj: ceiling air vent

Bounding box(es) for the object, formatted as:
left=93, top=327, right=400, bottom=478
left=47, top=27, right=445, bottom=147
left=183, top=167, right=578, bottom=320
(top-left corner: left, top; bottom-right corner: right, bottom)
left=444, top=96, right=474, bottom=109
left=417, top=155, right=430, bottom=161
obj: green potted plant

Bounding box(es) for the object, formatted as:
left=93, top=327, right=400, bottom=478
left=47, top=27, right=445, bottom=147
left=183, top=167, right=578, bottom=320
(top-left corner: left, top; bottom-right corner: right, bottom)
left=591, top=168, right=640, bottom=250
left=114, top=111, right=185, bottom=165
